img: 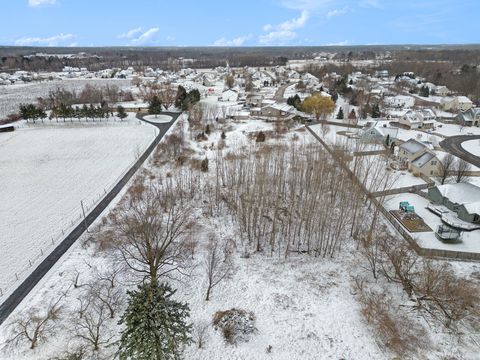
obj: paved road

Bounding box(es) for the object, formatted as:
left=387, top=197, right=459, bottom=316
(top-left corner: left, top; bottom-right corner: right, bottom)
left=439, top=135, right=480, bottom=168
left=0, top=112, right=180, bottom=326
left=274, top=84, right=289, bottom=103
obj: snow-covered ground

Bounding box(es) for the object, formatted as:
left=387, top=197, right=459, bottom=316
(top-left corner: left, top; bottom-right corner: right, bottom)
left=462, top=139, right=480, bottom=157
left=0, top=116, right=156, bottom=300
left=144, top=114, right=173, bottom=123
left=0, top=116, right=478, bottom=360
left=434, top=123, right=480, bottom=137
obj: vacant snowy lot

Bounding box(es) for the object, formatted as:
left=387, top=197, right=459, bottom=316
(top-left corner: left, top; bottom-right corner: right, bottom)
left=0, top=117, right=155, bottom=299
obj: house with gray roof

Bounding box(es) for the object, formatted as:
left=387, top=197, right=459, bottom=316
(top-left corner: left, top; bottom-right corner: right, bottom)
left=456, top=108, right=480, bottom=127
left=409, top=151, right=441, bottom=177
left=360, top=122, right=398, bottom=143
left=428, top=183, right=480, bottom=224
left=398, top=138, right=429, bottom=162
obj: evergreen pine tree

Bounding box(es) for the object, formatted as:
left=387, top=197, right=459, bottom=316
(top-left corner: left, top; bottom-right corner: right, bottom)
left=175, top=86, right=187, bottom=108
left=118, top=282, right=191, bottom=360
left=371, top=103, right=381, bottom=118
left=149, top=95, right=163, bottom=118
left=336, top=108, right=344, bottom=119
left=117, top=105, right=128, bottom=121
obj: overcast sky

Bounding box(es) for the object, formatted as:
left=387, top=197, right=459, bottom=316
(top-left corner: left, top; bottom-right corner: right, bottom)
left=1, top=0, right=478, bottom=47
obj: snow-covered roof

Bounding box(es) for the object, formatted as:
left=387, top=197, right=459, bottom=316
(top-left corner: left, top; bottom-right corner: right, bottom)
left=399, top=138, right=427, bottom=154
left=436, top=183, right=480, bottom=214
left=457, top=96, right=473, bottom=104
left=411, top=151, right=436, bottom=168
left=266, top=103, right=295, bottom=112
left=376, top=126, right=398, bottom=138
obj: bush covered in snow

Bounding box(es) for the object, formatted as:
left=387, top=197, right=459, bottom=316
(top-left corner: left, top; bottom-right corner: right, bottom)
left=212, top=309, right=257, bottom=345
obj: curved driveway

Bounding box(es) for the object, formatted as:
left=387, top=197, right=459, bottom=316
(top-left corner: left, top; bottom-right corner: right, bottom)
left=0, top=112, right=180, bottom=326
left=440, top=135, right=480, bottom=168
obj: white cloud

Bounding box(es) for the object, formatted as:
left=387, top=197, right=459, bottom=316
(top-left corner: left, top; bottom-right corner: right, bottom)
left=281, top=0, right=331, bottom=11
left=360, top=0, right=381, bottom=8
left=260, top=10, right=309, bottom=45
left=327, top=6, right=350, bottom=18
left=119, top=27, right=143, bottom=39
left=326, top=40, right=350, bottom=46
left=15, top=33, right=75, bottom=46
left=128, top=27, right=159, bottom=45
left=259, top=30, right=297, bottom=45
left=264, top=10, right=309, bottom=32
left=213, top=35, right=252, bottom=47
left=28, top=0, right=56, bottom=7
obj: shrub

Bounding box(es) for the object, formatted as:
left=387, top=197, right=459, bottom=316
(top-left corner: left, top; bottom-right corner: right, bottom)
left=256, top=131, right=266, bottom=143
left=212, top=309, right=256, bottom=345
left=201, top=158, right=209, bottom=172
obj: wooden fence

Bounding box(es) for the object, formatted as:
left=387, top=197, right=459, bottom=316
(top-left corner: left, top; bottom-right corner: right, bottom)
left=305, top=125, right=480, bottom=262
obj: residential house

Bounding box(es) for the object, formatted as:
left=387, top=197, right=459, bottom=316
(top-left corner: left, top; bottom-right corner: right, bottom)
left=385, top=95, right=415, bottom=109
left=441, top=96, right=474, bottom=112
left=251, top=103, right=296, bottom=119
left=219, top=89, right=239, bottom=102
left=428, top=183, right=480, bottom=224
left=302, top=73, right=320, bottom=86
left=456, top=108, right=480, bottom=127
left=398, top=138, right=430, bottom=162
left=409, top=151, right=442, bottom=177
left=375, top=70, right=389, bottom=78
left=245, top=94, right=264, bottom=108
left=398, top=138, right=441, bottom=177
left=360, top=122, right=399, bottom=143
left=435, top=85, right=450, bottom=96
left=399, top=109, right=436, bottom=129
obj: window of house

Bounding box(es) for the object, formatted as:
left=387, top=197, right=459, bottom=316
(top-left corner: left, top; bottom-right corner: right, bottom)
left=431, top=161, right=437, bottom=165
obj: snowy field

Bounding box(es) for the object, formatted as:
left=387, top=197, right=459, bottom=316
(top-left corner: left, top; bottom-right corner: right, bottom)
left=0, top=116, right=155, bottom=300
left=462, top=139, right=480, bottom=157
left=0, top=79, right=131, bottom=119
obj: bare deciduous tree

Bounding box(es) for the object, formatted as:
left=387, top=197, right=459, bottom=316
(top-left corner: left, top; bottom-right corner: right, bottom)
left=192, top=321, right=210, bottom=349
left=8, top=295, right=64, bottom=349
left=73, top=298, right=112, bottom=351
left=159, top=83, right=177, bottom=110
left=438, top=153, right=455, bottom=184
left=454, top=158, right=471, bottom=183
left=110, top=182, right=192, bottom=282
left=204, top=236, right=233, bottom=301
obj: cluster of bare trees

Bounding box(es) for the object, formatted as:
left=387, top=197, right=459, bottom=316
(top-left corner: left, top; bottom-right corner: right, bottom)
left=438, top=153, right=472, bottom=184
left=6, top=266, right=124, bottom=355
left=36, top=84, right=133, bottom=110
left=140, top=82, right=177, bottom=110
left=356, top=225, right=480, bottom=334
left=213, top=143, right=356, bottom=258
